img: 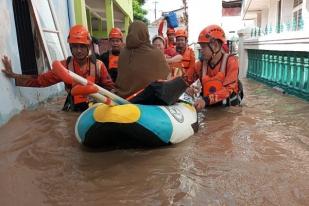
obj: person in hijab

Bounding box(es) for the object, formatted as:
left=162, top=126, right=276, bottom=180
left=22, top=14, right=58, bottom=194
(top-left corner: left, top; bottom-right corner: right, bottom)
left=115, top=20, right=169, bottom=98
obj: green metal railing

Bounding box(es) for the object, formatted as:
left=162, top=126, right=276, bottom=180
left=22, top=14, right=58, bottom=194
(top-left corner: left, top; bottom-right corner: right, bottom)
left=247, top=50, right=309, bottom=100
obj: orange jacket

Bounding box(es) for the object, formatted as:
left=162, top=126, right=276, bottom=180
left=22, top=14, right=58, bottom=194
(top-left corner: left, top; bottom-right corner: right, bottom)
left=15, top=58, right=115, bottom=104
left=165, top=37, right=175, bottom=49
left=167, top=47, right=195, bottom=78
left=108, top=54, right=119, bottom=70
left=15, top=57, right=114, bottom=89
left=158, top=19, right=175, bottom=49
left=185, top=54, right=239, bottom=105
left=15, top=57, right=115, bottom=105
left=180, top=47, right=195, bottom=72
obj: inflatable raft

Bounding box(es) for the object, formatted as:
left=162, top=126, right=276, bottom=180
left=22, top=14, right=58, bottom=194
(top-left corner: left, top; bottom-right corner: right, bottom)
left=51, top=61, right=198, bottom=148
left=75, top=102, right=198, bottom=148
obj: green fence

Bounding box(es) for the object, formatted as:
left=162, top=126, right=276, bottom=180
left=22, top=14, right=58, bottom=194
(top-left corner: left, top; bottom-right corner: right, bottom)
left=247, top=50, right=309, bottom=100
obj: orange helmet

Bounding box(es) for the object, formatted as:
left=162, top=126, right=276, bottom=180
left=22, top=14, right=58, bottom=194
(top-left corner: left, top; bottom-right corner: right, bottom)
left=198, top=25, right=226, bottom=44
left=175, top=29, right=188, bottom=38
left=166, top=28, right=175, bottom=35
left=109, top=27, right=123, bottom=39
left=67, top=25, right=91, bottom=45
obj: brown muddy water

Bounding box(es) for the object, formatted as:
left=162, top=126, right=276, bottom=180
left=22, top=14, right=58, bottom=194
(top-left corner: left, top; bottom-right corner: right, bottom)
left=0, top=79, right=308, bottom=206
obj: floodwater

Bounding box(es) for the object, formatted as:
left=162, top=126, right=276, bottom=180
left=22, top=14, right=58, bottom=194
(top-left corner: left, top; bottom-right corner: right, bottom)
left=0, top=79, right=308, bottom=206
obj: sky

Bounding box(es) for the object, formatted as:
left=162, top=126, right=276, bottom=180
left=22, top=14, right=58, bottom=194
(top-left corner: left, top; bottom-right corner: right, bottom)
left=142, top=0, right=183, bottom=23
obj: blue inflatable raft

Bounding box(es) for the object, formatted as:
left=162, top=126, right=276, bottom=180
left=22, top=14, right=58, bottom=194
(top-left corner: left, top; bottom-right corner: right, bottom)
left=75, top=102, right=198, bottom=148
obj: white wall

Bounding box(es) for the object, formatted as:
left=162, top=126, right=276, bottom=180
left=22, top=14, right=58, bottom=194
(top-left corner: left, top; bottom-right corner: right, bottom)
left=0, top=0, right=71, bottom=126
left=261, top=9, right=269, bottom=29
left=281, top=0, right=294, bottom=23
left=187, top=0, right=222, bottom=44
left=268, top=0, right=280, bottom=26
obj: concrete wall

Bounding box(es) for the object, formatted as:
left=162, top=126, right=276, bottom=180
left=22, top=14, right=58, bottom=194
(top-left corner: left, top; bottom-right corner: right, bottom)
left=0, top=0, right=71, bottom=126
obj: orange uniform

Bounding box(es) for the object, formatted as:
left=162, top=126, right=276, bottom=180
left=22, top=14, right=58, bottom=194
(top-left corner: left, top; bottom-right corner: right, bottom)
left=185, top=54, right=240, bottom=105
left=15, top=57, right=114, bottom=89
left=15, top=57, right=115, bottom=110
left=158, top=19, right=175, bottom=49
left=99, top=52, right=119, bottom=82
left=169, top=47, right=195, bottom=78
left=180, top=47, right=195, bottom=72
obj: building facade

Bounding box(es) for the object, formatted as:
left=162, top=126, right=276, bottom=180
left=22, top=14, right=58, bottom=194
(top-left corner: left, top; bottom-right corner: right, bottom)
left=76, top=0, right=133, bottom=38
left=238, top=0, right=309, bottom=100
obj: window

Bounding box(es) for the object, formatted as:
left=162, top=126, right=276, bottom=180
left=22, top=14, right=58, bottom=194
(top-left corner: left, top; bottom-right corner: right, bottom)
left=12, top=0, right=38, bottom=75
left=12, top=0, right=67, bottom=75
left=293, top=0, right=303, bottom=31
left=294, top=0, right=303, bottom=7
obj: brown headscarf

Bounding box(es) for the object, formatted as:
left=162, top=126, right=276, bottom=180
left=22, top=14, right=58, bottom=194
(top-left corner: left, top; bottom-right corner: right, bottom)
left=115, top=20, right=169, bottom=98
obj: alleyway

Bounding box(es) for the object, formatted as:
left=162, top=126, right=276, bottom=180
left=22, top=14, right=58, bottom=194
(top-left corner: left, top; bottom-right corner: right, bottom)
left=0, top=79, right=308, bottom=206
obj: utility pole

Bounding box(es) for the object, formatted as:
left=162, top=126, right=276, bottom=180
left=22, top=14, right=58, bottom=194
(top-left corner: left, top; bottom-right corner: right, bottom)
left=182, top=0, right=188, bottom=32
left=153, top=1, right=158, bottom=20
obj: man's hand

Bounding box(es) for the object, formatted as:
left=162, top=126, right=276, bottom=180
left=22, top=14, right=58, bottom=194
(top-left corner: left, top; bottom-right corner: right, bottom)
left=1, top=55, right=17, bottom=78
left=186, top=85, right=200, bottom=97
left=193, top=97, right=206, bottom=111
left=166, top=54, right=183, bottom=64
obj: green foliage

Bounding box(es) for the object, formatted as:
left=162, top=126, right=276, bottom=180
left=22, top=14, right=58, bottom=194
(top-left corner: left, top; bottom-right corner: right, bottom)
left=133, top=0, right=149, bottom=24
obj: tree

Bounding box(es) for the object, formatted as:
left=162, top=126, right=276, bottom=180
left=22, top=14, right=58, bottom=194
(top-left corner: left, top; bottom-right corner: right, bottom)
left=133, top=0, right=148, bottom=24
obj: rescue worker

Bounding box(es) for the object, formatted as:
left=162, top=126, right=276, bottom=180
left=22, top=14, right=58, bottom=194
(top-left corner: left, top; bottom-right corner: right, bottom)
left=98, top=38, right=109, bottom=55
left=165, top=28, right=176, bottom=49
left=172, top=29, right=195, bottom=77
left=158, top=18, right=176, bottom=49
left=185, top=25, right=243, bottom=111
left=99, top=27, right=123, bottom=82
left=1, top=25, right=114, bottom=112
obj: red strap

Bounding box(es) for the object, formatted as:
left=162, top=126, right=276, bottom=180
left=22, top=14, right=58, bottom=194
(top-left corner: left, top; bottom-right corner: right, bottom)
left=126, top=88, right=145, bottom=101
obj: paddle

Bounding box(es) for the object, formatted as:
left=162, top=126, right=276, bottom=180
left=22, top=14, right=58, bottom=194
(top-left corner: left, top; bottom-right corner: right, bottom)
left=52, top=61, right=129, bottom=105
left=52, top=60, right=188, bottom=106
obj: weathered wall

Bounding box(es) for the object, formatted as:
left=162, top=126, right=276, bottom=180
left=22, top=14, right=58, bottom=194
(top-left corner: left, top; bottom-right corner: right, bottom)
left=0, top=0, right=71, bottom=126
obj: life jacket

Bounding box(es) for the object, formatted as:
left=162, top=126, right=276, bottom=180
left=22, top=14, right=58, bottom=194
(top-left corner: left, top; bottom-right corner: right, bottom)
left=63, top=56, right=101, bottom=111
left=164, top=37, right=175, bottom=49
left=202, top=72, right=225, bottom=96
left=181, top=47, right=194, bottom=71
left=201, top=54, right=228, bottom=96
left=168, top=47, right=194, bottom=78
left=201, top=53, right=244, bottom=106
left=108, top=54, right=119, bottom=70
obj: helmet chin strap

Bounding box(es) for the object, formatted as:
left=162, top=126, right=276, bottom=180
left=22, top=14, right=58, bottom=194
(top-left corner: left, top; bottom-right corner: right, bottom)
left=207, top=42, right=222, bottom=67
